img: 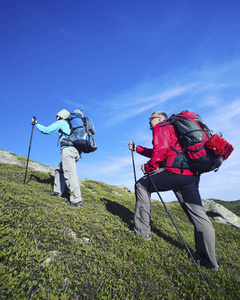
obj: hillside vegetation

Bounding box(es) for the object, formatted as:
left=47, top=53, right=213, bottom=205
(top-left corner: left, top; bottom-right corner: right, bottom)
left=0, top=162, right=239, bottom=299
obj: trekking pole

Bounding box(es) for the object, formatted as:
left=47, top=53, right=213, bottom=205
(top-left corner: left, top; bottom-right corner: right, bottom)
left=147, top=173, right=207, bottom=284
left=24, top=116, right=36, bottom=184
left=130, top=141, right=137, bottom=183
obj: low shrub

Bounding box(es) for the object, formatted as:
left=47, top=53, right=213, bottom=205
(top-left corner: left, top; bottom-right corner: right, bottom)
left=0, top=163, right=239, bottom=299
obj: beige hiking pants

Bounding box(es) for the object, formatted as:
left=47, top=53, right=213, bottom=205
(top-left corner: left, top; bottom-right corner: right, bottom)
left=54, top=146, right=82, bottom=204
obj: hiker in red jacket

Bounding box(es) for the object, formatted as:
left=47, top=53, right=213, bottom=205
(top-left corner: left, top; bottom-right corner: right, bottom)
left=128, top=111, right=219, bottom=270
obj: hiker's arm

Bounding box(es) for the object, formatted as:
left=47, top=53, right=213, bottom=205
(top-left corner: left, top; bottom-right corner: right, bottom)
left=35, top=121, right=62, bottom=135
left=128, top=141, right=153, bottom=157
left=144, top=125, right=169, bottom=173
left=136, top=146, right=153, bottom=158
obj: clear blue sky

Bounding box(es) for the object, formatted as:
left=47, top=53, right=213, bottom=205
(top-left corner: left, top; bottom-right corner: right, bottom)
left=1, top=0, right=239, bottom=201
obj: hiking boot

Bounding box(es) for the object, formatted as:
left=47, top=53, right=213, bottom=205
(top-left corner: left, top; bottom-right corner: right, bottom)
left=127, top=229, right=151, bottom=241
left=142, top=234, right=151, bottom=241
left=66, top=201, right=83, bottom=207
left=49, top=192, right=61, bottom=197
left=209, top=266, right=219, bottom=272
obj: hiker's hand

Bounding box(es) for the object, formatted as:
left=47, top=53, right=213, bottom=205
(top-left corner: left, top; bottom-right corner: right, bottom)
left=128, top=141, right=136, bottom=151
left=32, top=118, right=37, bottom=125
left=141, top=164, right=146, bottom=174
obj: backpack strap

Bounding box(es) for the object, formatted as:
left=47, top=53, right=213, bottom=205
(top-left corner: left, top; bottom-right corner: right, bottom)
left=57, top=119, right=72, bottom=146
left=169, top=146, right=190, bottom=173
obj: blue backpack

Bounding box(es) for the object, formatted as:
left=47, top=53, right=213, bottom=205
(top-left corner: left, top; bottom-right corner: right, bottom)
left=60, top=109, right=96, bottom=153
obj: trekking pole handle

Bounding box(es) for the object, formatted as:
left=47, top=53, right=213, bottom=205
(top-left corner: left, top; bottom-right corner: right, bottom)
left=32, top=116, right=36, bottom=125
left=132, top=141, right=136, bottom=151
left=24, top=117, right=36, bottom=184
left=129, top=141, right=137, bottom=183
left=129, top=141, right=136, bottom=151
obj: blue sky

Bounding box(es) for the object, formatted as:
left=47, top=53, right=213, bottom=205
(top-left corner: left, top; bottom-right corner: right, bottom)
left=1, top=0, right=240, bottom=201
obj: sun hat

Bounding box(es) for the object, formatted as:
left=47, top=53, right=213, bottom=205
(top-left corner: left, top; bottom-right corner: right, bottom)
left=57, top=109, right=70, bottom=119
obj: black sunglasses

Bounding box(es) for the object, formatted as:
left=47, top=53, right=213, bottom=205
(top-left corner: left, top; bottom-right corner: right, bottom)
left=149, top=116, right=159, bottom=122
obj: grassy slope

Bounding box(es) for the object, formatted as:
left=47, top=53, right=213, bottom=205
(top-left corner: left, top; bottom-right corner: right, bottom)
left=0, top=163, right=239, bottom=300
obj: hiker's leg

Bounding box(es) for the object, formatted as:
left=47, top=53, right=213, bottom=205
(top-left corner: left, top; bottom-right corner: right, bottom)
left=174, top=180, right=219, bottom=269
left=53, top=162, right=65, bottom=195
left=62, top=147, right=82, bottom=204
left=134, top=168, right=175, bottom=236
left=134, top=175, right=152, bottom=236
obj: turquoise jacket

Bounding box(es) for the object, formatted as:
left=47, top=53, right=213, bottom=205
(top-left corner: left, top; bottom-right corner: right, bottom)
left=36, top=120, right=71, bottom=150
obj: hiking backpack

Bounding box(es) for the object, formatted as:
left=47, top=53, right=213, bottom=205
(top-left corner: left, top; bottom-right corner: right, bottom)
left=162, top=110, right=234, bottom=174
left=60, top=109, right=96, bottom=153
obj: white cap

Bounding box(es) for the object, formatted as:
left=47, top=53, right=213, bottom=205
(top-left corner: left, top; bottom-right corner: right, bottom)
left=57, top=109, right=70, bottom=119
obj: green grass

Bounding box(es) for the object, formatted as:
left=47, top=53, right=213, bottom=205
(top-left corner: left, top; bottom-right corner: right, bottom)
left=0, top=163, right=239, bottom=299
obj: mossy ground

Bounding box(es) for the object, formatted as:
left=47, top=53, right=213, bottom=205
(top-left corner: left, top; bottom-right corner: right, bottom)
left=0, top=163, right=239, bottom=299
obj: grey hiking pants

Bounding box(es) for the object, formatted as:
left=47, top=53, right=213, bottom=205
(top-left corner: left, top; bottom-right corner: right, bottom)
left=54, top=147, right=82, bottom=204
left=134, top=168, right=219, bottom=269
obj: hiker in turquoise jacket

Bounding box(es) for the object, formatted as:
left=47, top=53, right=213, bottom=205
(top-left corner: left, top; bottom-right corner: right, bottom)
left=32, top=109, right=82, bottom=207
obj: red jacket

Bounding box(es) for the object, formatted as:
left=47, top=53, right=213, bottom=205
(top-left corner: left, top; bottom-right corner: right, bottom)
left=137, top=123, right=194, bottom=175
